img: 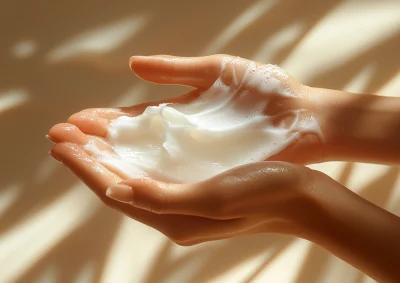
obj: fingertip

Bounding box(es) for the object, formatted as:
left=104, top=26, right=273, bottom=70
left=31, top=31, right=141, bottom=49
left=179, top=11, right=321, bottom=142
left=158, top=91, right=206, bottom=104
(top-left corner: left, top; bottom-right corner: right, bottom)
left=129, top=55, right=165, bottom=73
left=128, top=54, right=220, bottom=88
left=49, top=142, right=74, bottom=164
left=48, top=123, right=67, bottom=142
left=106, top=184, right=134, bottom=203
left=48, top=123, right=89, bottom=145
left=67, top=112, right=109, bottom=137
left=46, top=134, right=55, bottom=143
left=48, top=149, right=61, bottom=162
left=129, top=55, right=145, bottom=72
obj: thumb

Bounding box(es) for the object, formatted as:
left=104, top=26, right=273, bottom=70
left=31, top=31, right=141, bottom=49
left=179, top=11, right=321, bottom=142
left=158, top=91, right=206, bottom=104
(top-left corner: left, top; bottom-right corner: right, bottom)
left=106, top=178, right=213, bottom=216
left=106, top=177, right=245, bottom=219
left=105, top=163, right=305, bottom=219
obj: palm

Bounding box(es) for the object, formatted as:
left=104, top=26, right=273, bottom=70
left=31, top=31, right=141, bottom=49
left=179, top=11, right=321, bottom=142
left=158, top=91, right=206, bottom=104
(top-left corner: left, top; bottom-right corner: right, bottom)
left=48, top=119, right=295, bottom=245
left=48, top=55, right=318, bottom=244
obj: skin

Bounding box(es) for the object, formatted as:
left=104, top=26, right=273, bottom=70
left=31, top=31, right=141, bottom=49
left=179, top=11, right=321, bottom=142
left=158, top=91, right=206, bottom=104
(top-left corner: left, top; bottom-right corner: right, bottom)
left=48, top=54, right=400, bottom=283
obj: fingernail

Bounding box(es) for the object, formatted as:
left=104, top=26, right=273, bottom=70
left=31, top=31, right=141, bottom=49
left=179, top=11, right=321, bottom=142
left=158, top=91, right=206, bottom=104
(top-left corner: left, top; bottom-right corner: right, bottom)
left=106, top=184, right=134, bottom=203
left=46, top=135, right=55, bottom=143
left=48, top=150, right=61, bottom=163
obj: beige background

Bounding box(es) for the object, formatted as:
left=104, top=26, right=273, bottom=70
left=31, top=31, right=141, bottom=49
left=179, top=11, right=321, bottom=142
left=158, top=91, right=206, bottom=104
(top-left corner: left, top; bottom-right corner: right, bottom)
left=0, top=0, right=399, bottom=282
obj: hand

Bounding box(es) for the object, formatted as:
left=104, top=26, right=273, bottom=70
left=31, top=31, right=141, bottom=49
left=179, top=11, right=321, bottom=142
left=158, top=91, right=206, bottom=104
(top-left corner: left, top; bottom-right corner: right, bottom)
left=105, top=162, right=400, bottom=283
left=50, top=137, right=315, bottom=245
left=47, top=54, right=400, bottom=282
left=48, top=136, right=400, bottom=282
left=48, top=54, right=324, bottom=167
left=47, top=54, right=324, bottom=245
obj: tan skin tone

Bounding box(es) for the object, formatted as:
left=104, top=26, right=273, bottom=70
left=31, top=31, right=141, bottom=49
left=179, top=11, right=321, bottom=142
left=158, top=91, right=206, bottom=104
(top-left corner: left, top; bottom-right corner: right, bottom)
left=48, top=55, right=400, bottom=283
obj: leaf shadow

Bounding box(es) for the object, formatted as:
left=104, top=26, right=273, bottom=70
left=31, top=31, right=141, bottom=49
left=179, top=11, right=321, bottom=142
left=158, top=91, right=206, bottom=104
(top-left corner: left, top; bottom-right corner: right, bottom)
left=13, top=208, right=122, bottom=283
left=143, top=234, right=295, bottom=283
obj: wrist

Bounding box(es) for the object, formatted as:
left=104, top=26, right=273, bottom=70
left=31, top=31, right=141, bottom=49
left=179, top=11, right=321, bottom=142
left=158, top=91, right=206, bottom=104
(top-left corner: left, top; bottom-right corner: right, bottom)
left=271, top=167, right=328, bottom=238
left=298, top=170, right=400, bottom=282
left=300, top=85, right=400, bottom=164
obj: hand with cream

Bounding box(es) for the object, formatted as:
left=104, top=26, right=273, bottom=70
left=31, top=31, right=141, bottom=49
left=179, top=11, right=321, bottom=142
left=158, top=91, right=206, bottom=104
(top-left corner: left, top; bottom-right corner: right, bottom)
left=48, top=54, right=400, bottom=283
left=46, top=144, right=400, bottom=283
left=49, top=54, right=325, bottom=184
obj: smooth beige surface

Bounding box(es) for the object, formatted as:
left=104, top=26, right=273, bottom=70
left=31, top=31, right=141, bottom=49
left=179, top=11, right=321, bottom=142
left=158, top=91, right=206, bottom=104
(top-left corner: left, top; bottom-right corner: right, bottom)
left=0, top=1, right=399, bottom=282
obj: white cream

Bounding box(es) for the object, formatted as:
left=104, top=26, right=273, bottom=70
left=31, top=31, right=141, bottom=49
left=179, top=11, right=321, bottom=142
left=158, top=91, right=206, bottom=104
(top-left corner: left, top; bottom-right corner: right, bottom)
left=85, top=59, right=322, bottom=183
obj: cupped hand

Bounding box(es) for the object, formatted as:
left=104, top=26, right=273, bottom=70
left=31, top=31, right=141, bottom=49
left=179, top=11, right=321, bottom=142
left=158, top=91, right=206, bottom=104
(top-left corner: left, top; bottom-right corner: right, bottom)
left=50, top=136, right=318, bottom=245
left=49, top=54, right=323, bottom=166
left=47, top=54, right=324, bottom=244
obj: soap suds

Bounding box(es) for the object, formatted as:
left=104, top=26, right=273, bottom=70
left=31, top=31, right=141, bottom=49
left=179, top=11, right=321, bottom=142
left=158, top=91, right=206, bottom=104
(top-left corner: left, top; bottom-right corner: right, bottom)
left=84, top=60, right=323, bottom=183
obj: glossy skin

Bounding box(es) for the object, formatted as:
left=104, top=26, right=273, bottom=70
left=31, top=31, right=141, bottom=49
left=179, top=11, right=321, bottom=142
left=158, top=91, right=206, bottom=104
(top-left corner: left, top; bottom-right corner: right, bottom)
left=48, top=55, right=400, bottom=283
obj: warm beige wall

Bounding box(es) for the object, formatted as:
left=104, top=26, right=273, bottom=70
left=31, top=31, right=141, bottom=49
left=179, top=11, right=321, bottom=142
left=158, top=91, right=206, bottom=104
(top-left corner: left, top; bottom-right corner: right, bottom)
left=0, top=0, right=399, bottom=282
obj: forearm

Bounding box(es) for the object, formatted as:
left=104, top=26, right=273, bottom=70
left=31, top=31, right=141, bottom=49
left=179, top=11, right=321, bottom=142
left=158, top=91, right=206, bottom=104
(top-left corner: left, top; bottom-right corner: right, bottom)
left=301, top=176, right=400, bottom=283
left=302, top=86, right=400, bottom=164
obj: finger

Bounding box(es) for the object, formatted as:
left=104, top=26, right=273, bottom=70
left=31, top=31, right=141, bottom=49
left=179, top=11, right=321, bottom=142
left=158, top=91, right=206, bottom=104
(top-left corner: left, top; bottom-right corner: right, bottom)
left=66, top=88, right=202, bottom=138
left=47, top=122, right=117, bottom=166
left=48, top=123, right=89, bottom=144
left=129, top=54, right=254, bottom=89
left=106, top=162, right=304, bottom=219
left=50, top=142, right=121, bottom=196
left=49, top=142, right=183, bottom=226
left=106, top=179, right=216, bottom=216
left=76, top=108, right=130, bottom=121
left=117, top=88, right=202, bottom=116
left=67, top=111, right=110, bottom=137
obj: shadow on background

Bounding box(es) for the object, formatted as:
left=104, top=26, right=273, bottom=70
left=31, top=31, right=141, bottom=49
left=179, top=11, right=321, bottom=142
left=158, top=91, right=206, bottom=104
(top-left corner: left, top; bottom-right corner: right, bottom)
left=0, top=0, right=399, bottom=282
left=144, top=234, right=294, bottom=283
left=13, top=210, right=122, bottom=283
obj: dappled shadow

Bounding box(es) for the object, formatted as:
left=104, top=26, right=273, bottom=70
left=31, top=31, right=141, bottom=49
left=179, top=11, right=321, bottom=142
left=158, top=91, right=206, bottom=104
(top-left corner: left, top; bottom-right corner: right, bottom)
left=144, top=234, right=294, bottom=283
left=0, top=0, right=399, bottom=282
left=13, top=208, right=122, bottom=283
left=221, top=0, right=342, bottom=63
left=358, top=167, right=399, bottom=208
left=308, top=32, right=400, bottom=93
